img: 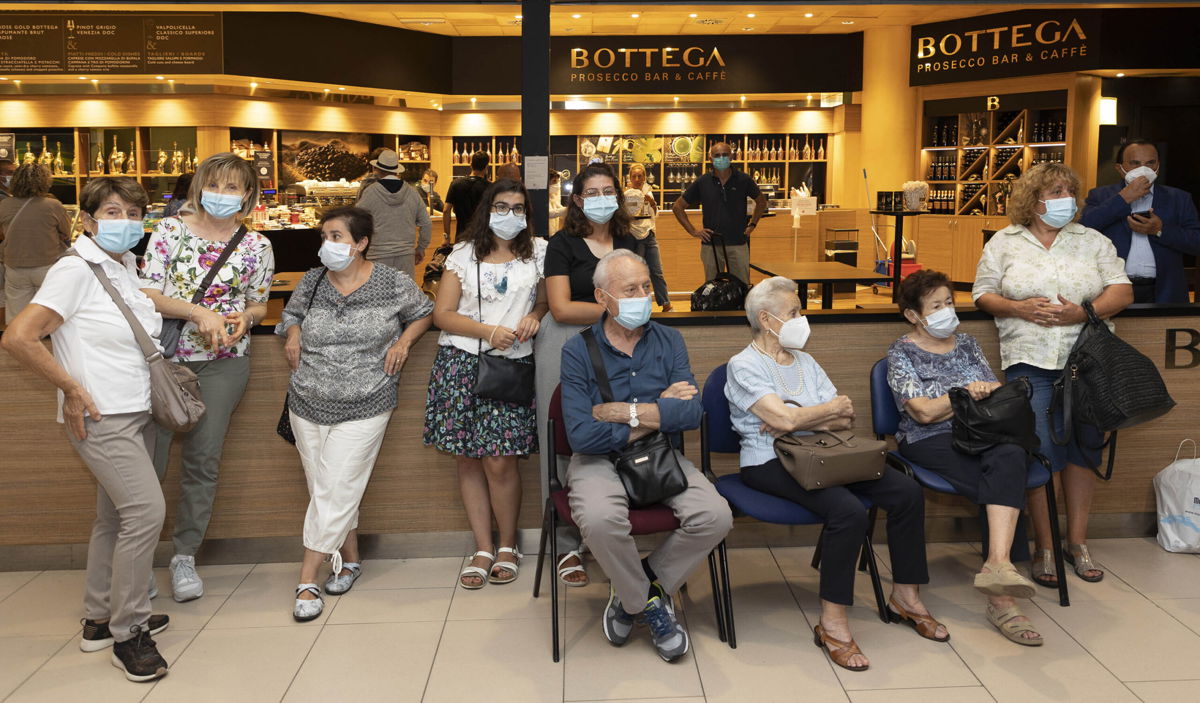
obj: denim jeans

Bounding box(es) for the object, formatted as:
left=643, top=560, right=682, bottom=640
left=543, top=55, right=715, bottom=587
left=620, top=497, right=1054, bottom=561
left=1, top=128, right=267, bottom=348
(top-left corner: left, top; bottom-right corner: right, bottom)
left=1004, top=363, right=1102, bottom=472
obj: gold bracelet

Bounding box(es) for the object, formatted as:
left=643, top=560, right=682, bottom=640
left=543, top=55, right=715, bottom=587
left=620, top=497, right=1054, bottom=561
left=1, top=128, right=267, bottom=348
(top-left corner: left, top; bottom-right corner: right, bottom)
left=488, top=325, right=498, bottom=346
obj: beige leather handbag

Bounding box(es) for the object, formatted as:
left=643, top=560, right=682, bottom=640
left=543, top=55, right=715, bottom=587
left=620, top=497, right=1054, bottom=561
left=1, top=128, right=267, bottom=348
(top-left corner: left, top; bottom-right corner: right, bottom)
left=773, top=429, right=887, bottom=491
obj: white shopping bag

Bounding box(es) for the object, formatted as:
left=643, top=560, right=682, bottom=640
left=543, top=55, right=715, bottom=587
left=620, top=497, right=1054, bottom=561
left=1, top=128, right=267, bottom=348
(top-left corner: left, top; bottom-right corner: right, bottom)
left=1154, top=439, right=1200, bottom=553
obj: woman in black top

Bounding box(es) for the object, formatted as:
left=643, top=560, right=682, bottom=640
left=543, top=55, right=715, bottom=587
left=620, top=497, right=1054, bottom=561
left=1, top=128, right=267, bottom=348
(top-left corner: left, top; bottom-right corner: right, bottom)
left=534, top=162, right=638, bottom=588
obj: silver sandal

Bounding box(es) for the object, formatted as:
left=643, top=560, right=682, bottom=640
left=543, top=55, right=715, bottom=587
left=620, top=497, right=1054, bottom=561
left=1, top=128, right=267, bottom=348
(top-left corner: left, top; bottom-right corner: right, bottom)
left=1030, top=549, right=1058, bottom=589
left=1065, top=544, right=1104, bottom=582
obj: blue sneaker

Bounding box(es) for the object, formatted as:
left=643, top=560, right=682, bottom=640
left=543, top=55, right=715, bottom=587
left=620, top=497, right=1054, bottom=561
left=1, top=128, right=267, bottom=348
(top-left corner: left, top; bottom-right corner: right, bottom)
left=643, top=596, right=689, bottom=662
left=603, top=586, right=636, bottom=646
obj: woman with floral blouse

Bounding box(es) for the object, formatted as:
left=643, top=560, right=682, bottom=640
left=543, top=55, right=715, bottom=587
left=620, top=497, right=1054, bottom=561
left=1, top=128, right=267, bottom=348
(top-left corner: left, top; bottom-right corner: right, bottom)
left=139, top=152, right=275, bottom=603
left=973, top=162, right=1133, bottom=591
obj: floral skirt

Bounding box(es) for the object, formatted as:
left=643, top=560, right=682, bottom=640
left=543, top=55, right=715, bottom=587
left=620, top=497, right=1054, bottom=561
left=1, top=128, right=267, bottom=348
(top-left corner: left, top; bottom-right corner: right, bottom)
left=423, top=345, right=538, bottom=458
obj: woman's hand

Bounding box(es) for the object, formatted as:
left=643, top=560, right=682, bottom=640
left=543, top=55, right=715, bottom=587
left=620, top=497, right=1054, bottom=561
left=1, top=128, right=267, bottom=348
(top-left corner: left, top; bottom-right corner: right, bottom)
left=514, top=314, right=540, bottom=343
left=759, top=421, right=791, bottom=438
left=192, top=307, right=229, bottom=349
left=284, top=327, right=302, bottom=371
left=63, top=385, right=102, bottom=441
left=1049, top=295, right=1086, bottom=326
left=488, top=325, right=518, bottom=351
left=964, top=381, right=1002, bottom=400
left=826, top=395, right=855, bottom=420
left=384, top=340, right=411, bottom=375
left=1010, top=296, right=1051, bottom=324
left=223, top=311, right=252, bottom=346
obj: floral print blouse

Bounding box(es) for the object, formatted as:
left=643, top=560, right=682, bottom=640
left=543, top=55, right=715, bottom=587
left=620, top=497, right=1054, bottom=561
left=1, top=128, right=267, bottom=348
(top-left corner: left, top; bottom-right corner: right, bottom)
left=972, top=222, right=1129, bottom=371
left=141, top=216, right=276, bottom=362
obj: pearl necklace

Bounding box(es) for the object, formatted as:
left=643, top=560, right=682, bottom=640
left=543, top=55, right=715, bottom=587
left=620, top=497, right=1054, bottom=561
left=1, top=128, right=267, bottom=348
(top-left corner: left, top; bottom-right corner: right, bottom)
left=750, top=340, right=805, bottom=396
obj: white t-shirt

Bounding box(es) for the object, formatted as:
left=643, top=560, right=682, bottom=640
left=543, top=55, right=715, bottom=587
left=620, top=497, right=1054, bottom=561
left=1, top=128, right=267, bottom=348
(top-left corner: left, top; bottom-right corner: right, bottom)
left=31, top=234, right=163, bottom=422
left=437, top=238, right=547, bottom=359
left=625, top=183, right=657, bottom=240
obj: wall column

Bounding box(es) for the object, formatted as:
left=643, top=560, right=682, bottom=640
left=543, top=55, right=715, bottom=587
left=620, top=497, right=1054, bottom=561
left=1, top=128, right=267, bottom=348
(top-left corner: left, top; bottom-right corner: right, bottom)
left=859, top=26, right=918, bottom=201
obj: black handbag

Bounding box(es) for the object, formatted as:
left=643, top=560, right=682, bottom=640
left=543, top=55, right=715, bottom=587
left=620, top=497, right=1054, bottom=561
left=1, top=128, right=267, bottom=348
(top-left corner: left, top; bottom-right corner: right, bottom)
left=471, top=260, right=536, bottom=405
left=160, top=225, right=249, bottom=358
left=1050, top=300, right=1176, bottom=479
left=581, top=328, right=687, bottom=508
left=690, top=234, right=749, bottom=312
left=949, top=377, right=1042, bottom=456
left=277, top=269, right=327, bottom=445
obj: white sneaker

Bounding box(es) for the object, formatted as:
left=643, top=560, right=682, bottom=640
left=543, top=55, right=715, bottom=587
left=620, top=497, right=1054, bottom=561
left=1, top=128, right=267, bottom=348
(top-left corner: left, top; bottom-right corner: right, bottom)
left=148, top=572, right=158, bottom=600
left=169, top=555, right=203, bottom=602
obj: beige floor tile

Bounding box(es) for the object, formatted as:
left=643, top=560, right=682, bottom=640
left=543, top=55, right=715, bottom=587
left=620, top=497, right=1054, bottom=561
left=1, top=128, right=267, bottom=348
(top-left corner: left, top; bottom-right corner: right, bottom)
left=0, top=570, right=87, bottom=637
left=938, top=601, right=1136, bottom=703
left=1039, top=597, right=1200, bottom=682
left=685, top=547, right=796, bottom=614
left=145, top=589, right=228, bottom=631
left=7, top=628, right=198, bottom=703
left=352, top=556, right=463, bottom=590
left=1156, top=597, right=1200, bottom=635
left=0, top=570, right=40, bottom=602
left=206, top=562, right=338, bottom=629
left=1125, top=680, right=1200, bottom=702
left=803, top=605, right=979, bottom=691
left=1087, top=537, right=1200, bottom=599
left=423, top=618, right=562, bottom=703
left=687, top=603, right=850, bottom=703
left=562, top=616, right=704, bottom=701
left=324, top=587, right=452, bottom=624
left=446, top=556, right=560, bottom=620
left=282, top=621, right=442, bottom=703
left=144, top=626, right=318, bottom=703
left=0, top=634, right=73, bottom=699
left=572, top=699, right=705, bottom=703
left=153, top=562, right=253, bottom=598
left=564, top=578, right=617, bottom=620
left=848, top=688, right=994, bottom=703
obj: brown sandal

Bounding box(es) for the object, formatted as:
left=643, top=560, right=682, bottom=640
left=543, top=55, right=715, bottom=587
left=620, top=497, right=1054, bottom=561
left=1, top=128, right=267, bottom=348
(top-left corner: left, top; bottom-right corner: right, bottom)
left=887, top=597, right=950, bottom=642
left=813, top=624, right=869, bottom=672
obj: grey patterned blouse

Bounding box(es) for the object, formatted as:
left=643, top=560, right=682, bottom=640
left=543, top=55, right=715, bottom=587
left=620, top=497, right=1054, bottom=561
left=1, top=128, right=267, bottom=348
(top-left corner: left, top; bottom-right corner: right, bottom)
left=886, top=333, right=997, bottom=445
left=276, top=265, right=433, bottom=425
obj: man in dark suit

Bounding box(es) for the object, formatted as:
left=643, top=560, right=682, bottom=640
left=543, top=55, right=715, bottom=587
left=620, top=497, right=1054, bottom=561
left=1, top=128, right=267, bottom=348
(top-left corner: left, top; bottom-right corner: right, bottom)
left=1081, top=139, right=1200, bottom=304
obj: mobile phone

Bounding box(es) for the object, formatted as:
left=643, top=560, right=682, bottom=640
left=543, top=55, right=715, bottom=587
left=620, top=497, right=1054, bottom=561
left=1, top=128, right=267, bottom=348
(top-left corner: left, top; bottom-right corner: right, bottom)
left=1131, top=210, right=1152, bottom=218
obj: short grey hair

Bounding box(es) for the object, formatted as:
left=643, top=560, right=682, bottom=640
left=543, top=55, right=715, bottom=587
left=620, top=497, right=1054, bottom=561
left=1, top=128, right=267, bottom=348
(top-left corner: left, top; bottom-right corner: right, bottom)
left=592, top=249, right=647, bottom=289
left=745, top=276, right=798, bottom=330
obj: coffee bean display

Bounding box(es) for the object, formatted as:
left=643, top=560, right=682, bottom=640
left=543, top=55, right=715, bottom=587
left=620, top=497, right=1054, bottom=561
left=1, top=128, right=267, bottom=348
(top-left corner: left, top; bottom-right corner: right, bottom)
left=294, top=141, right=369, bottom=181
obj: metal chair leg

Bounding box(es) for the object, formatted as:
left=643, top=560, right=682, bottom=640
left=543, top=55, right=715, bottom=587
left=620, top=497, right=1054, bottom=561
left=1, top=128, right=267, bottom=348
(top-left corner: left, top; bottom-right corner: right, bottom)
left=811, top=525, right=825, bottom=569
left=859, top=507, right=879, bottom=573
left=532, top=499, right=551, bottom=599
left=718, top=540, right=736, bottom=649
left=862, top=532, right=890, bottom=623
left=1044, top=476, right=1071, bottom=607
left=707, top=551, right=727, bottom=643
left=549, top=508, right=561, bottom=662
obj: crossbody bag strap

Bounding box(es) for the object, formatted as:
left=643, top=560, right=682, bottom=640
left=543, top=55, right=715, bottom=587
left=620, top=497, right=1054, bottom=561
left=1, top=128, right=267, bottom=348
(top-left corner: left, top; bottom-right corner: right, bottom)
left=186, top=224, right=248, bottom=305
left=580, top=327, right=615, bottom=404
left=72, top=252, right=160, bottom=362
left=476, top=256, right=486, bottom=357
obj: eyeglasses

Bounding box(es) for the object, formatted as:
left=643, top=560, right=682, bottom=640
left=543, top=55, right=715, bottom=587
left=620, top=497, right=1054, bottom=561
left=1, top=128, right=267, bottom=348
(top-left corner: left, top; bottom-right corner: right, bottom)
left=581, top=188, right=618, bottom=198
left=491, top=203, right=526, bottom=215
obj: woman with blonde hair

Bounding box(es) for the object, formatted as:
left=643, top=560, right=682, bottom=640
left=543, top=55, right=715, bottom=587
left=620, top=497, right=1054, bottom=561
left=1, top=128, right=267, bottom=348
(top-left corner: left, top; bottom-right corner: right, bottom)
left=139, top=152, right=276, bottom=603
left=974, top=162, right=1132, bottom=592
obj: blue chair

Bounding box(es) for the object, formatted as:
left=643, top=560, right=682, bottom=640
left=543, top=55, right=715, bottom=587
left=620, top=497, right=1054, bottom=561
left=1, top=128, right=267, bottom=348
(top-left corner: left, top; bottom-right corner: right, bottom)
left=869, top=358, right=1070, bottom=607
left=700, top=364, right=891, bottom=648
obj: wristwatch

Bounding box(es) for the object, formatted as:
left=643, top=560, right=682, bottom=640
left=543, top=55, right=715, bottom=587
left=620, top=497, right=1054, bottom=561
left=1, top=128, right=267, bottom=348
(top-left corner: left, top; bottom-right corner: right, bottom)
left=628, top=403, right=640, bottom=428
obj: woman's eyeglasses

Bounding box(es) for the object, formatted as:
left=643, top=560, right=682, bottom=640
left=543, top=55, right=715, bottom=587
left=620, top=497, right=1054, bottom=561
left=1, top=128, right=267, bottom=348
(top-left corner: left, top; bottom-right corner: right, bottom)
left=491, top=203, right=526, bottom=215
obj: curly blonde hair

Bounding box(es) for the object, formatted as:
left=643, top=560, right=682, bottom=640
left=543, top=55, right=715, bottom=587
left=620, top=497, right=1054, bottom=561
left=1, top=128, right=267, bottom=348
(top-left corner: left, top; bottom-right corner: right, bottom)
left=11, top=163, right=52, bottom=199
left=1008, top=162, right=1082, bottom=228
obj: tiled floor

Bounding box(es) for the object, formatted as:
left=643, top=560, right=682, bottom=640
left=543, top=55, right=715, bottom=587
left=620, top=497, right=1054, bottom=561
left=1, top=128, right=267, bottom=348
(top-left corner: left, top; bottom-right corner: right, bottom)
left=3, top=537, right=1200, bottom=702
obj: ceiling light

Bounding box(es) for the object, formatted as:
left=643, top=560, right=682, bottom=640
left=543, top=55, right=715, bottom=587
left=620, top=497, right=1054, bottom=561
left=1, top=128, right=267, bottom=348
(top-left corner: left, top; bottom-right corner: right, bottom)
left=155, top=75, right=164, bottom=80
left=167, top=79, right=174, bottom=83
left=689, top=13, right=697, bottom=19
left=0, top=77, right=7, bottom=81
left=1116, top=72, right=1126, bottom=77
left=337, top=87, right=344, bottom=91
left=324, top=88, right=330, bottom=93
left=572, top=13, right=581, bottom=19
left=747, top=13, right=756, bottom=18
left=514, top=14, right=522, bottom=19
left=805, top=13, right=814, bottom=18
left=250, top=82, right=258, bottom=89
left=673, top=96, right=679, bottom=102
left=78, top=75, right=87, bottom=80
left=437, top=106, right=443, bottom=111
left=631, top=13, right=640, bottom=19
left=740, top=95, right=746, bottom=101
left=807, top=94, right=813, bottom=100
left=841, top=20, right=855, bottom=25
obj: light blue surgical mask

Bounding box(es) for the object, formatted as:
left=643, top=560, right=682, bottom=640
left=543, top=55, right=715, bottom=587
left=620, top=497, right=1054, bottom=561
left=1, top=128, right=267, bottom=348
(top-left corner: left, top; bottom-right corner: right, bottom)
left=1038, top=196, right=1077, bottom=229
left=712, top=155, right=732, bottom=171
left=201, top=190, right=244, bottom=219
left=604, top=291, right=652, bottom=330
left=92, top=218, right=144, bottom=254
left=582, top=194, right=619, bottom=224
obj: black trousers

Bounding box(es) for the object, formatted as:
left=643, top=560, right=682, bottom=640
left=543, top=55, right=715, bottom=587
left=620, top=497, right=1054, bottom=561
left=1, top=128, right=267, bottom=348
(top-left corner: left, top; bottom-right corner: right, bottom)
left=898, top=434, right=1028, bottom=510
left=740, top=460, right=928, bottom=606
left=1129, top=276, right=1157, bottom=304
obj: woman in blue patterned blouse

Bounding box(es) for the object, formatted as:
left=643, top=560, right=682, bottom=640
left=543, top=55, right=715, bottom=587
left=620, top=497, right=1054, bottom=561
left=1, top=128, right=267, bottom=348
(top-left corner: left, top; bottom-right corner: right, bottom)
left=886, top=269, right=1043, bottom=646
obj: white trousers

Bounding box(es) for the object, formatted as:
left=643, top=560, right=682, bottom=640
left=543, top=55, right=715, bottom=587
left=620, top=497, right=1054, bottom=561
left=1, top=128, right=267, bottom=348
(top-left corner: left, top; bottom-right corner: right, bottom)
left=292, top=410, right=392, bottom=569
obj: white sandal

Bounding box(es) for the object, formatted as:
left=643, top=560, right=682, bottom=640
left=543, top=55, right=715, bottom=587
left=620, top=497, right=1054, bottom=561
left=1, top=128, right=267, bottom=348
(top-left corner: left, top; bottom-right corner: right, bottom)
left=557, top=550, right=589, bottom=588
left=460, top=551, right=495, bottom=590
left=490, top=547, right=522, bottom=585
left=293, top=583, right=324, bottom=622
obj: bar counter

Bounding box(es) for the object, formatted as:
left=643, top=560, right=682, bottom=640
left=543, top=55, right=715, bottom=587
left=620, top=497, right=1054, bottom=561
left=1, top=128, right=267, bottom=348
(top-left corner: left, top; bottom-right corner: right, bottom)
left=1, top=304, right=1195, bottom=557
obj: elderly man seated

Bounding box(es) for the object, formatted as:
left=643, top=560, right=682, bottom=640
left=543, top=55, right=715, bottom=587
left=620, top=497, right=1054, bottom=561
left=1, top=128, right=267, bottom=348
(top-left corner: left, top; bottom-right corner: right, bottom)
left=559, top=249, right=733, bottom=663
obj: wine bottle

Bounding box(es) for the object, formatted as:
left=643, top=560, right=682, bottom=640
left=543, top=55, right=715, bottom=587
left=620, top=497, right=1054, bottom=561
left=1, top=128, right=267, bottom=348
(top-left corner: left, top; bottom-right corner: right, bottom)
left=94, top=144, right=105, bottom=173
left=817, top=139, right=825, bottom=161
left=511, top=142, right=519, bottom=164
left=109, top=135, right=125, bottom=174
left=39, top=136, right=52, bottom=166
left=126, top=142, right=136, bottom=174
left=52, top=142, right=64, bottom=175
left=803, top=136, right=813, bottom=161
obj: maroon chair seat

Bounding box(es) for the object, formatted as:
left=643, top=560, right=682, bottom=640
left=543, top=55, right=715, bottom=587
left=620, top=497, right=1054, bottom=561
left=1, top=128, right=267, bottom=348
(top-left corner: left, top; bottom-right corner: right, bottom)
left=551, top=489, right=682, bottom=534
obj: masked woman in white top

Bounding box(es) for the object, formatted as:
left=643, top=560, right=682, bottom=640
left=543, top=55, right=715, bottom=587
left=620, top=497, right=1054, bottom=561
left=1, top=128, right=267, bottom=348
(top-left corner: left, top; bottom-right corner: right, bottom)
left=424, top=179, right=549, bottom=589
left=3, top=178, right=171, bottom=682
left=625, top=163, right=671, bottom=311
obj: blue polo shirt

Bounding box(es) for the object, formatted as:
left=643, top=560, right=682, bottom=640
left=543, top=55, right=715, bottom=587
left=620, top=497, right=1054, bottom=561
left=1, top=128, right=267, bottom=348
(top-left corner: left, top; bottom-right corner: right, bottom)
left=681, top=169, right=761, bottom=246
left=560, top=317, right=702, bottom=455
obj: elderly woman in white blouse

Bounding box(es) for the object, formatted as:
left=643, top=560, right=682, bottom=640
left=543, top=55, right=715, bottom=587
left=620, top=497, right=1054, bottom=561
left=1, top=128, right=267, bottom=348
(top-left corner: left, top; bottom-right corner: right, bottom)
left=973, top=162, right=1133, bottom=590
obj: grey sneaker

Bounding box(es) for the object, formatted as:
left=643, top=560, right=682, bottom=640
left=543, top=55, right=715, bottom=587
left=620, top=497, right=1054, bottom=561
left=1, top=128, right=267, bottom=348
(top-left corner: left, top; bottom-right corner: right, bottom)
left=324, top=563, right=362, bottom=595
left=110, top=625, right=168, bottom=682
left=293, top=584, right=324, bottom=622
left=169, top=555, right=203, bottom=603
left=603, top=586, right=636, bottom=647
left=81, top=614, right=169, bottom=652
left=643, top=596, right=689, bottom=662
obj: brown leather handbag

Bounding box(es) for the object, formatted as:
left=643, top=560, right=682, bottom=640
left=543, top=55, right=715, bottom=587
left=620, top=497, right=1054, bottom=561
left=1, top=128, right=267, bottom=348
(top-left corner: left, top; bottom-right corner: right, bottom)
left=773, top=429, right=887, bottom=491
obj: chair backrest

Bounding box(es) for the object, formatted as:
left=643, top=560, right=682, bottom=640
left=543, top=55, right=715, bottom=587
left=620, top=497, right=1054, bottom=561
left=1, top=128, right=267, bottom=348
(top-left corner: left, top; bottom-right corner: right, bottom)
left=870, top=358, right=901, bottom=438
left=547, top=384, right=572, bottom=457
left=701, top=364, right=742, bottom=454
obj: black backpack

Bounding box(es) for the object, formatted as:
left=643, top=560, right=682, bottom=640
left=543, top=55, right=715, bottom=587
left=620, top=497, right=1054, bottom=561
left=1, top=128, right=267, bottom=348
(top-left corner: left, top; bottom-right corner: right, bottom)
left=1050, top=301, right=1176, bottom=479
left=690, top=235, right=749, bottom=311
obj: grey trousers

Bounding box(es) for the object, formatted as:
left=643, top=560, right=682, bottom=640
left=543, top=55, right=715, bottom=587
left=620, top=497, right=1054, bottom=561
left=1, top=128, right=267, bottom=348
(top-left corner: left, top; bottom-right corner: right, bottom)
left=69, top=412, right=165, bottom=642
left=635, top=233, right=671, bottom=307
left=533, top=315, right=586, bottom=556
left=700, top=242, right=750, bottom=286
left=4, top=264, right=52, bottom=323
left=567, top=452, right=733, bottom=615
left=370, top=253, right=416, bottom=281
left=154, top=355, right=250, bottom=556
